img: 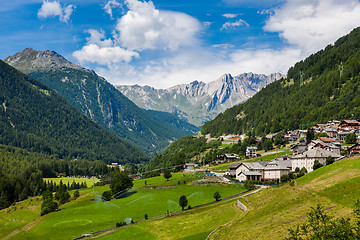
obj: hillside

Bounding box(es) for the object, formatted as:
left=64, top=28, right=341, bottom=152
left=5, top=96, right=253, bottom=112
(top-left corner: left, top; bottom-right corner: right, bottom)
left=202, top=27, right=360, bottom=137
left=0, top=60, right=148, bottom=163
left=117, top=72, right=284, bottom=126
left=3, top=49, right=198, bottom=155
left=1, top=156, right=359, bottom=239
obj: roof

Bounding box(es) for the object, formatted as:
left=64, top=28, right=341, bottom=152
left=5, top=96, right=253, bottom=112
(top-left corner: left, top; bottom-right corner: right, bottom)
left=246, top=146, right=257, bottom=150
left=225, top=153, right=239, bottom=158
left=318, top=137, right=336, bottom=142
left=265, top=162, right=291, bottom=170
left=238, top=171, right=262, bottom=176
left=228, top=162, right=241, bottom=169
left=291, top=148, right=341, bottom=159
left=243, top=162, right=265, bottom=170
left=341, top=120, right=360, bottom=125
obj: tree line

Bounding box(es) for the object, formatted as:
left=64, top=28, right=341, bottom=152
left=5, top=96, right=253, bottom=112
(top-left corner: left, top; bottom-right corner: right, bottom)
left=0, top=144, right=113, bottom=210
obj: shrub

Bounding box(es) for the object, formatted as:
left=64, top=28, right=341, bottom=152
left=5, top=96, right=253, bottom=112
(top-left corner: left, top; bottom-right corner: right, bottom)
left=313, top=160, right=323, bottom=170
left=73, top=190, right=80, bottom=199
left=244, top=180, right=255, bottom=190
left=179, top=195, right=188, bottom=211
left=102, top=190, right=112, bottom=201
left=214, top=191, right=221, bottom=201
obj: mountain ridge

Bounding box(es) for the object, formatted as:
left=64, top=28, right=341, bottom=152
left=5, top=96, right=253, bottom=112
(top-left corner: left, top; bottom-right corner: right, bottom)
left=117, top=72, right=284, bottom=126
left=4, top=48, right=199, bottom=156
left=0, top=60, right=149, bottom=163
left=201, top=27, right=360, bottom=137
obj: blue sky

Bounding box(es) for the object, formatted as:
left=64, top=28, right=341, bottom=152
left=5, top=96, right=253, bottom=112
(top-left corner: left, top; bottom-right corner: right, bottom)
left=1, top=0, right=360, bottom=88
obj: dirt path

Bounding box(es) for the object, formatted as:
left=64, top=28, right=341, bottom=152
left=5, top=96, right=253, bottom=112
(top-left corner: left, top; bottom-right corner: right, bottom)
left=206, top=186, right=267, bottom=240
left=4, top=216, right=44, bottom=240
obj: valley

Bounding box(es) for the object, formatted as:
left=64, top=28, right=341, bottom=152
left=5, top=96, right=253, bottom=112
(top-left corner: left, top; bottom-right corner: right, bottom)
left=1, top=1, right=360, bottom=239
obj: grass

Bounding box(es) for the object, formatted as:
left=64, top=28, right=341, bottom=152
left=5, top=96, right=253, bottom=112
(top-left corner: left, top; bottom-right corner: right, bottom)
left=2, top=173, right=246, bottom=240
left=96, top=198, right=241, bottom=240
left=133, top=172, right=200, bottom=188
left=44, top=177, right=99, bottom=186
left=246, top=150, right=293, bottom=162
left=208, top=157, right=360, bottom=240
left=3, top=157, right=360, bottom=240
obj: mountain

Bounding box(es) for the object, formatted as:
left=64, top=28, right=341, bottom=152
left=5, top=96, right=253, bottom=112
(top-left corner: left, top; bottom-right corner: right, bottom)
left=0, top=60, right=148, bottom=163
left=117, top=72, right=284, bottom=126
left=202, top=27, right=360, bottom=137
left=4, top=48, right=199, bottom=156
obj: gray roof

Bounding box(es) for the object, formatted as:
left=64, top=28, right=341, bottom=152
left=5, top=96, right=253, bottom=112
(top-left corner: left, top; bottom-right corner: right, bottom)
left=246, top=146, right=257, bottom=150
left=292, top=148, right=341, bottom=159
left=238, top=171, right=262, bottom=176
left=228, top=162, right=241, bottom=169
left=265, top=162, right=291, bottom=170
left=243, top=162, right=265, bottom=170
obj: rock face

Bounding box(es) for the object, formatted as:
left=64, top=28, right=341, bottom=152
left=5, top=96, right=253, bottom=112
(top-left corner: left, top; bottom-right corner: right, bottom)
left=4, top=48, right=88, bottom=73
left=4, top=48, right=199, bottom=156
left=117, top=72, right=285, bottom=126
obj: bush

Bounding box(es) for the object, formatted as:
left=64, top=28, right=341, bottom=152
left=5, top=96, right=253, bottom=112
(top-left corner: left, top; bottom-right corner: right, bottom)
left=179, top=195, right=188, bottom=211
left=214, top=191, right=221, bottom=201
left=326, top=156, right=335, bottom=165
left=313, top=160, right=323, bottom=170
left=345, top=133, right=357, bottom=144
left=73, top=190, right=80, bottom=199
left=41, top=199, right=58, bottom=216
left=102, top=190, right=112, bottom=201
left=280, top=174, right=290, bottom=183
left=244, top=180, right=255, bottom=190
left=187, top=205, right=192, bottom=210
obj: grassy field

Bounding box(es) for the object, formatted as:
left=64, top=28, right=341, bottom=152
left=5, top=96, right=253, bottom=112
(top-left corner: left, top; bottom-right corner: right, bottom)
left=44, top=177, right=99, bottom=186
left=2, top=157, right=359, bottom=240
left=1, top=173, right=245, bottom=240
left=209, top=156, right=360, bottom=239
left=97, top=198, right=242, bottom=240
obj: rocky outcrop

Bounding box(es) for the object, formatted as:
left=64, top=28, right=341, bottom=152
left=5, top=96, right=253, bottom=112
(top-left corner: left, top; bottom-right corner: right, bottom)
left=117, top=72, right=285, bottom=126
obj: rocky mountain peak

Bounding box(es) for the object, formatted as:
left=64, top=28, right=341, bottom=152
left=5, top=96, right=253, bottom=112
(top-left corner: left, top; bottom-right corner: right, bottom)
left=3, top=48, right=89, bottom=74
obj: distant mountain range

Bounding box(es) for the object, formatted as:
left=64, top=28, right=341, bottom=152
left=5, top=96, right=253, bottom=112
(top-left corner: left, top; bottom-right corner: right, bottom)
left=117, top=72, right=285, bottom=126
left=4, top=48, right=199, bottom=156
left=0, top=60, right=148, bottom=163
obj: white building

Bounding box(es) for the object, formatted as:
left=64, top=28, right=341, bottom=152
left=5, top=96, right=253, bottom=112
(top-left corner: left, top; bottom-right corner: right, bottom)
left=234, top=161, right=291, bottom=181
left=246, top=146, right=257, bottom=158
left=291, top=148, right=342, bottom=173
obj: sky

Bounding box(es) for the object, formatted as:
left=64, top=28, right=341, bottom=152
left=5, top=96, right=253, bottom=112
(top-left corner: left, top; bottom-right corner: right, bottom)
left=1, top=0, right=360, bottom=88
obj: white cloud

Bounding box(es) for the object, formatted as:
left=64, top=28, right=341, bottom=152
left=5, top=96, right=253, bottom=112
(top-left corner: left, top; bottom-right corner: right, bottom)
left=73, top=44, right=139, bottom=65
left=115, top=0, right=202, bottom=51
left=85, top=29, right=113, bottom=47
left=222, top=13, right=239, bottom=18
left=73, top=29, right=138, bottom=65
left=38, top=1, right=75, bottom=23
left=221, top=19, right=249, bottom=30
left=103, top=0, right=123, bottom=18
left=264, top=0, right=360, bottom=56
left=74, top=0, right=360, bottom=90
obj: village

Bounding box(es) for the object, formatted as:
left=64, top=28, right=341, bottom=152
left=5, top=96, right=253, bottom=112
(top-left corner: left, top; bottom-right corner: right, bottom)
left=185, top=120, right=360, bottom=183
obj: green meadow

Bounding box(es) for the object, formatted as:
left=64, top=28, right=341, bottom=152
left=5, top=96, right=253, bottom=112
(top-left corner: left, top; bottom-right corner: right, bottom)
left=44, top=177, right=99, bottom=186
left=1, top=173, right=245, bottom=240
left=93, top=156, right=360, bottom=240
left=2, top=157, right=360, bottom=240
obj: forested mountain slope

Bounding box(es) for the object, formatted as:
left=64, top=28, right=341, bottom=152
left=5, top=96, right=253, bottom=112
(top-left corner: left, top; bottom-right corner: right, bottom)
left=0, top=60, right=148, bottom=163
left=202, top=27, right=360, bottom=137
left=4, top=48, right=198, bottom=155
